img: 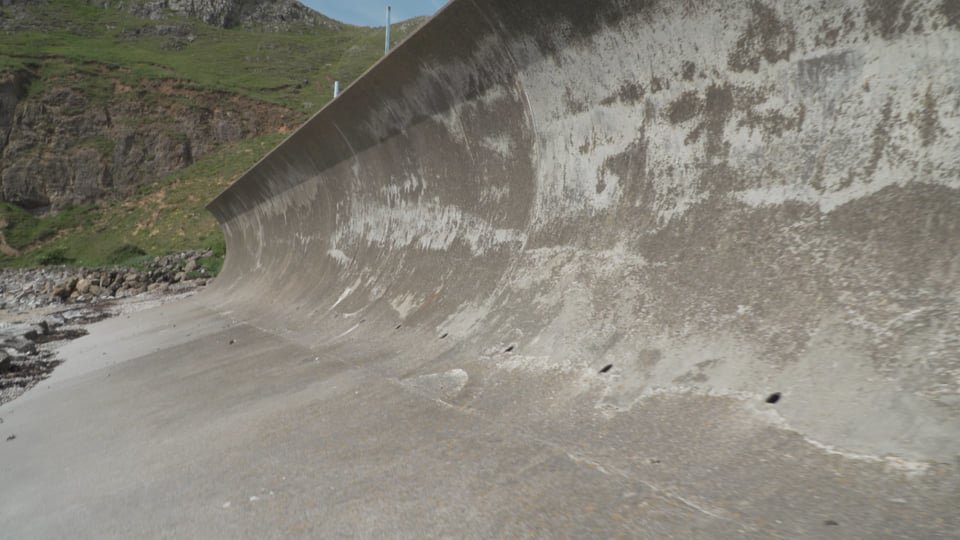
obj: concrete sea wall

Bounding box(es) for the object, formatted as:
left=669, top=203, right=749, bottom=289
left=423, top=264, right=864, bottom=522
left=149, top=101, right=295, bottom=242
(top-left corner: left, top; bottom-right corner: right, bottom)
left=208, top=0, right=960, bottom=463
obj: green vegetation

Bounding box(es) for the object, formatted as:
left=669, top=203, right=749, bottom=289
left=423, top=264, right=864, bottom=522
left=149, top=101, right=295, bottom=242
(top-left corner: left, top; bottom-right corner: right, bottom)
left=105, top=244, right=147, bottom=265
left=0, top=0, right=425, bottom=270
left=0, top=0, right=421, bottom=111
left=80, top=135, right=116, bottom=157
left=0, top=203, right=98, bottom=250
left=0, top=132, right=285, bottom=268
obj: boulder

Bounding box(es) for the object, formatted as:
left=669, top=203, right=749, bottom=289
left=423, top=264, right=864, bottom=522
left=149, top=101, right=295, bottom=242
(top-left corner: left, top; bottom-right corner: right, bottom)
left=75, top=278, right=92, bottom=294
left=0, top=323, right=33, bottom=339
left=42, top=314, right=65, bottom=329
left=3, top=336, right=36, bottom=355
left=21, top=324, right=45, bottom=340
left=51, top=286, right=69, bottom=300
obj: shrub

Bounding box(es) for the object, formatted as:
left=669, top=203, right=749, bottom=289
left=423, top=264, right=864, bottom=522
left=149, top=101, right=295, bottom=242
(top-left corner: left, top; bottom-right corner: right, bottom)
left=105, top=243, right=147, bottom=265
left=38, top=248, right=74, bottom=266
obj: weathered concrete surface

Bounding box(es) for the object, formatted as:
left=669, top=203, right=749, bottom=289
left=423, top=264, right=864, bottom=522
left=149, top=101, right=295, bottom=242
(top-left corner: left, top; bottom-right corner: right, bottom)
left=2, top=0, right=960, bottom=537
left=209, top=0, right=960, bottom=461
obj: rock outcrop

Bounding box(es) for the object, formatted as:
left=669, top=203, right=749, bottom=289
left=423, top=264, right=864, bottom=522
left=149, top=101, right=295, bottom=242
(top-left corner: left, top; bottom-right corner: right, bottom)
left=0, top=70, right=32, bottom=158
left=108, top=0, right=341, bottom=30
left=0, top=67, right=295, bottom=210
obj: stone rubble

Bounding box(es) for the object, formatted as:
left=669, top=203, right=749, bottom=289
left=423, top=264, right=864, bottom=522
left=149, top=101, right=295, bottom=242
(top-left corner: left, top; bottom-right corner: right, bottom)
left=0, top=250, right=213, bottom=404
left=1, top=314, right=79, bottom=405
left=0, top=249, right=213, bottom=314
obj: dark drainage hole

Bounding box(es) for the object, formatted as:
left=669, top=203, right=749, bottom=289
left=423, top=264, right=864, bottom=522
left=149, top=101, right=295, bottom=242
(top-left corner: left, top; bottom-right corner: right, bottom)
left=439, top=333, right=448, bottom=339
left=599, top=364, right=613, bottom=374
left=395, top=324, right=402, bottom=330
left=766, top=392, right=782, bottom=404
left=504, top=345, right=515, bottom=353
left=824, top=520, right=839, bottom=527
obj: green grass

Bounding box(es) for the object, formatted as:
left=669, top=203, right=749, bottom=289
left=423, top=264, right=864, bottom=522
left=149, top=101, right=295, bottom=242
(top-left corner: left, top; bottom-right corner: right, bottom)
left=79, top=134, right=116, bottom=157
left=0, top=0, right=426, bottom=270
left=0, top=203, right=98, bottom=250
left=0, top=132, right=286, bottom=268
left=1, top=0, right=422, bottom=111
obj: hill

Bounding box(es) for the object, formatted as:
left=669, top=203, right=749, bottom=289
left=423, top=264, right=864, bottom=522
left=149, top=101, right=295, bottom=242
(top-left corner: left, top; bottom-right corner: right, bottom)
left=0, top=0, right=424, bottom=267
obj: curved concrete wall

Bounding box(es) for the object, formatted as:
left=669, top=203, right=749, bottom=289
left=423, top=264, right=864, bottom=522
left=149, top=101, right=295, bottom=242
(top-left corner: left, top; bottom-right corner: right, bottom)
left=208, top=0, right=960, bottom=463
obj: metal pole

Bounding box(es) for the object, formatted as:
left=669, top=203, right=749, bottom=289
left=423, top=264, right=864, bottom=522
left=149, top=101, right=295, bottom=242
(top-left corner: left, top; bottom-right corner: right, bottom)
left=333, top=80, right=340, bottom=98
left=385, top=5, right=391, bottom=54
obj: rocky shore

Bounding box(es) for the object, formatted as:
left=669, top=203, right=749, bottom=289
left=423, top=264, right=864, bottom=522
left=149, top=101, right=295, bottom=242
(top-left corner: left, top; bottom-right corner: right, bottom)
left=0, top=250, right=213, bottom=405
left=1, top=250, right=213, bottom=313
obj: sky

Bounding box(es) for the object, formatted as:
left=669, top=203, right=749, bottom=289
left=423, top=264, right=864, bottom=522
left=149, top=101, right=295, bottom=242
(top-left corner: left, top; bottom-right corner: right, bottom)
left=302, top=0, right=446, bottom=26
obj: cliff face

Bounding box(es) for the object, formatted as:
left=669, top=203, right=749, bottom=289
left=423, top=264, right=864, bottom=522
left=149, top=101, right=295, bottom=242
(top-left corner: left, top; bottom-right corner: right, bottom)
left=116, top=0, right=341, bottom=30
left=0, top=70, right=31, bottom=157
left=0, top=67, right=295, bottom=210
left=0, top=0, right=403, bottom=217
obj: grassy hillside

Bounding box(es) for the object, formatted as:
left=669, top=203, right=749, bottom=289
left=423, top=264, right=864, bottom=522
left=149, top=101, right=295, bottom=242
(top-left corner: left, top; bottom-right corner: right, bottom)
left=0, top=132, right=286, bottom=267
left=1, top=0, right=417, bottom=111
left=0, top=0, right=424, bottom=269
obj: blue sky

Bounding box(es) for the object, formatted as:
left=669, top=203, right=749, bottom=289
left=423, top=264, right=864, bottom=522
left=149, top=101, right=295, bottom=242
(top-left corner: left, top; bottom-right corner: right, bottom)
left=303, top=0, right=445, bottom=26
